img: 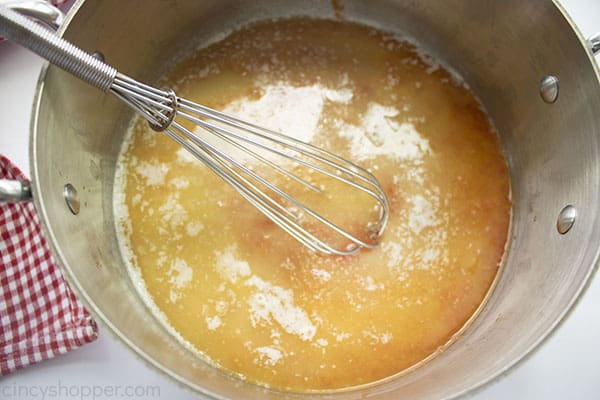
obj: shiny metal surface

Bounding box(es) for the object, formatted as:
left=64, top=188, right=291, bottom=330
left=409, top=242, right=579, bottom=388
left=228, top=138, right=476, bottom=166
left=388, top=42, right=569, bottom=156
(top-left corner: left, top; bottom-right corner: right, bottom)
left=557, top=204, right=577, bottom=234
left=3, top=5, right=388, bottom=254
left=0, top=6, right=117, bottom=91
left=62, top=183, right=79, bottom=215
left=588, top=32, right=600, bottom=55
left=28, top=0, right=600, bottom=399
left=540, top=75, right=560, bottom=103
left=0, top=179, right=31, bottom=202
left=0, top=2, right=61, bottom=201
left=111, top=74, right=390, bottom=254
left=90, top=51, right=105, bottom=62
left=2, top=0, right=63, bottom=29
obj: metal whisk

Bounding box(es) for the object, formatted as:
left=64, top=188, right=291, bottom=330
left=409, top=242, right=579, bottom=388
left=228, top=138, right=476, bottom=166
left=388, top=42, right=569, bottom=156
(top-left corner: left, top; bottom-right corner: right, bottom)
left=0, top=6, right=389, bottom=255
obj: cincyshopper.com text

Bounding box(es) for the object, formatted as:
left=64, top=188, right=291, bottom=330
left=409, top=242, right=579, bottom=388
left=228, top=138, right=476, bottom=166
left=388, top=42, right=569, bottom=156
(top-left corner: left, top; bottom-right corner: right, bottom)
left=0, top=380, right=161, bottom=399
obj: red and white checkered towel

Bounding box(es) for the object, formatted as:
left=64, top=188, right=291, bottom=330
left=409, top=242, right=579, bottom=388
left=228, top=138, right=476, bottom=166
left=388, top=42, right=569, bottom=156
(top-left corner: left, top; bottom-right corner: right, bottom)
left=0, top=155, right=97, bottom=375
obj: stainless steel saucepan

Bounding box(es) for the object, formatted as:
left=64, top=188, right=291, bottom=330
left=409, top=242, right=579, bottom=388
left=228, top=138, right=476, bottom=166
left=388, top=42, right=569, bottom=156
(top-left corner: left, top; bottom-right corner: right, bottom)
left=2, top=0, right=600, bottom=399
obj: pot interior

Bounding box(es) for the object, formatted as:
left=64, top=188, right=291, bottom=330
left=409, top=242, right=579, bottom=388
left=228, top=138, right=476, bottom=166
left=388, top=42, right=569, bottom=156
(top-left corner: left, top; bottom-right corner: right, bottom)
left=31, top=1, right=600, bottom=399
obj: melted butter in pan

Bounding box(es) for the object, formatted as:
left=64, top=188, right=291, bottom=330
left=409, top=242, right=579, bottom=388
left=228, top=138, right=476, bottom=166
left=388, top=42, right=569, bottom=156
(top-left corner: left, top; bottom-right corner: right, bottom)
left=115, top=18, right=511, bottom=391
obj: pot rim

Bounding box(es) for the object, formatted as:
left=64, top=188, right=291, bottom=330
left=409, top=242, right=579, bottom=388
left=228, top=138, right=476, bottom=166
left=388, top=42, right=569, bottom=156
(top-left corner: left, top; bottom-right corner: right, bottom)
left=28, top=1, right=600, bottom=399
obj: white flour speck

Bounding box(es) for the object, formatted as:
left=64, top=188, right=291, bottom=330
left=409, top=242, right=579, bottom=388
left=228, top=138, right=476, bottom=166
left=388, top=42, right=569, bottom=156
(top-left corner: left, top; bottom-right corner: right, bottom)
left=206, top=315, right=222, bottom=331
left=337, top=103, right=430, bottom=162
left=246, top=276, right=317, bottom=341
left=135, top=161, right=169, bottom=186
left=408, top=195, right=440, bottom=234
left=224, top=83, right=354, bottom=144
left=311, top=269, right=332, bottom=282
left=215, top=245, right=251, bottom=284
left=159, top=194, right=187, bottom=230
left=168, top=258, right=193, bottom=289
left=255, top=346, right=283, bottom=366
left=186, top=221, right=204, bottom=237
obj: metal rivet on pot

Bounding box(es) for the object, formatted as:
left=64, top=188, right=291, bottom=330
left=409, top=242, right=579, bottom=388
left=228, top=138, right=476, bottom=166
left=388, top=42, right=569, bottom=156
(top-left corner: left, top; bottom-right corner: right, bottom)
left=540, top=75, right=559, bottom=103
left=91, top=51, right=105, bottom=62
left=557, top=205, right=576, bottom=234
left=63, top=184, right=80, bottom=215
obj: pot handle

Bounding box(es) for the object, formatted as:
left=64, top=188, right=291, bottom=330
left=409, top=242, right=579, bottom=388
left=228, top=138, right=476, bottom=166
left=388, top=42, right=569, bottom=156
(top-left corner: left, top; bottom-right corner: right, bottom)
left=0, top=179, right=32, bottom=202
left=0, top=0, right=63, bottom=30
left=0, top=6, right=117, bottom=92
left=588, top=32, right=600, bottom=56
left=0, top=1, right=63, bottom=204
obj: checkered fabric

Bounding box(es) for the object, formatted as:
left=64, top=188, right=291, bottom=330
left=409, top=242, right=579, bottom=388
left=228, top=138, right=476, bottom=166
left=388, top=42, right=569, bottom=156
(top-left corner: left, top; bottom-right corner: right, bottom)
left=0, top=155, right=97, bottom=376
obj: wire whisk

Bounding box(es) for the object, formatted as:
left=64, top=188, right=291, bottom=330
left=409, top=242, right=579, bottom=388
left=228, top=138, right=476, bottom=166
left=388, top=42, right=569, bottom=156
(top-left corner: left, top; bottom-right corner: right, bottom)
left=0, top=6, right=389, bottom=255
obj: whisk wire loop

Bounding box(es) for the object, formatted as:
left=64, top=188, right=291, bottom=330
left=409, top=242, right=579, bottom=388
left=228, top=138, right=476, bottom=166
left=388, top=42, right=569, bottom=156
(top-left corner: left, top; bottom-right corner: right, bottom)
left=110, top=76, right=390, bottom=255
left=0, top=5, right=390, bottom=255
left=161, top=125, right=337, bottom=254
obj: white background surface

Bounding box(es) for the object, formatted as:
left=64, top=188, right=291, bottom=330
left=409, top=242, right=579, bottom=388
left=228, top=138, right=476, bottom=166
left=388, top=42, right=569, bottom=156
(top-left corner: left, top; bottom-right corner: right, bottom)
left=1, top=1, right=599, bottom=399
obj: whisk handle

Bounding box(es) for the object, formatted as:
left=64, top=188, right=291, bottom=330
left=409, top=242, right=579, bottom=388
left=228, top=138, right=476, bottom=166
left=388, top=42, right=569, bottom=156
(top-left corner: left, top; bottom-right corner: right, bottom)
left=0, top=6, right=117, bottom=91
